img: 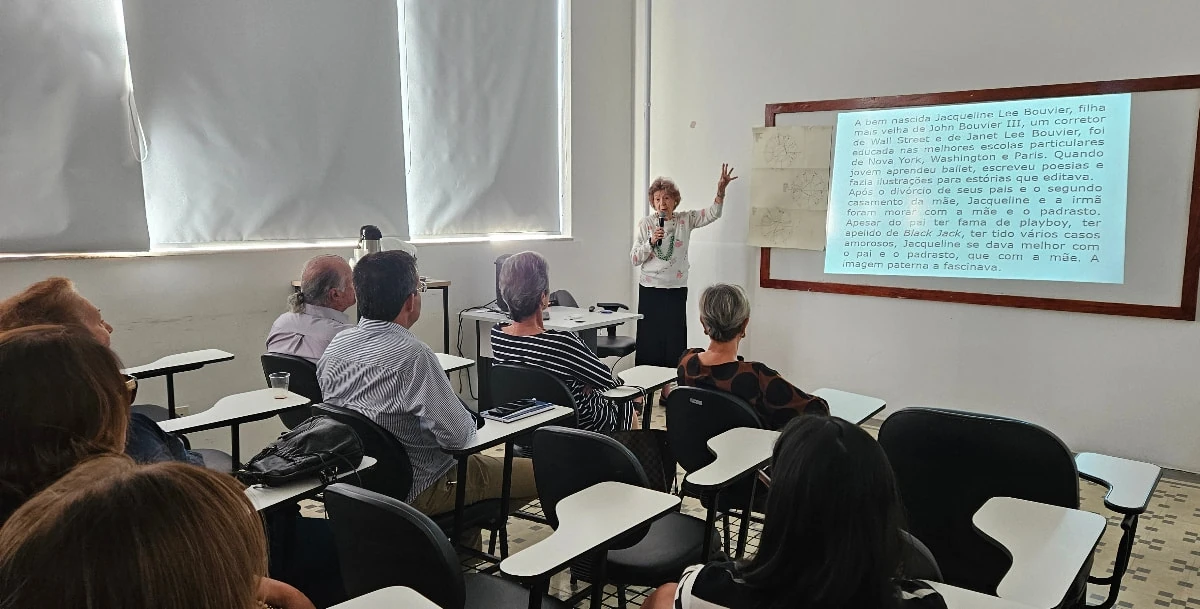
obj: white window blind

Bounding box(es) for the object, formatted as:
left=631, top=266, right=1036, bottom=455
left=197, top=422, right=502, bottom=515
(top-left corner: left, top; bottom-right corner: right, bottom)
left=0, top=0, right=149, bottom=253
left=400, top=0, right=565, bottom=238
left=123, top=0, right=409, bottom=246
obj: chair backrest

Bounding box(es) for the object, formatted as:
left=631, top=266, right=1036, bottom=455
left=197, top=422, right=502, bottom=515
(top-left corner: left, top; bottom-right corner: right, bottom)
left=260, top=353, right=321, bottom=429
left=323, top=483, right=466, bottom=609
left=665, top=386, right=763, bottom=475
left=489, top=363, right=579, bottom=427
left=531, top=426, right=653, bottom=550
left=877, top=407, right=1079, bottom=595
left=312, top=403, right=413, bottom=501
left=549, top=289, right=579, bottom=308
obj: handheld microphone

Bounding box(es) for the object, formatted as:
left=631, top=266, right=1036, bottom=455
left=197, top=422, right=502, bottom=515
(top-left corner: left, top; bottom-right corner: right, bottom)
left=654, top=212, right=666, bottom=246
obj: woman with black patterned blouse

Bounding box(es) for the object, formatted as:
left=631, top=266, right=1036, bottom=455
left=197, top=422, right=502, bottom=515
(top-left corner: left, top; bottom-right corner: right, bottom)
left=676, top=283, right=828, bottom=429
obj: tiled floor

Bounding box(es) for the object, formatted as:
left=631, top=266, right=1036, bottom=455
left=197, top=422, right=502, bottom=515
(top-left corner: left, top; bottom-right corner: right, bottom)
left=303, top=406, right=1200, bottom=608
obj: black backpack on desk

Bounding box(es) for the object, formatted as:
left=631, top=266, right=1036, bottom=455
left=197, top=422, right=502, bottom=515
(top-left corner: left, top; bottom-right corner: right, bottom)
left=236, top=415, right=364, bottom=487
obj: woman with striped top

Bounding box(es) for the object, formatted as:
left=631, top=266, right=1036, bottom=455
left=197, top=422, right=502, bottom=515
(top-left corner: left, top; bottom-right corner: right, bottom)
left=491, top=251, right=637, bottom=432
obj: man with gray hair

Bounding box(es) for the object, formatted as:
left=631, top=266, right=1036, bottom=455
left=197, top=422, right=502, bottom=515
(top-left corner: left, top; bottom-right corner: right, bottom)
left=266, top=255, right=356, bottom=363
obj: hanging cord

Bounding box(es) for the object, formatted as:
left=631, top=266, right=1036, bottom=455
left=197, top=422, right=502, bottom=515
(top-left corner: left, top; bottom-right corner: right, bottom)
left=455, top=299, right=499, bottom=401
left=125, top=85, right=148, bottom=163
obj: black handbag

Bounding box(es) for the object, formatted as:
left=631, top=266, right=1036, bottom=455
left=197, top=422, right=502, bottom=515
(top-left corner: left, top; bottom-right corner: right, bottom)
left=236, top=415, right=364, bottom=487
left=606, top=428, right=677, bottom=493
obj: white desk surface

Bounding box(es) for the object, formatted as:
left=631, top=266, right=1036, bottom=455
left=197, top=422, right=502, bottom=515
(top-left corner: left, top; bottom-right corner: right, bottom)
left=463, top=306, right=641, bottom=333
left=603, top=365, right=676, bottom=399
left=684, top=427, right=780, bottom=490
left=813, top=388, right=886, bottom=425
left=926, top=581, right=1036, bottom=609
left=328, top=586, right=439, bottom=609
left=1076, top=452, right=1161, bottom=514
left=246, top=457, right=377, bottom=511
left=446, top=405, right=575, bottom=455
left=436, top=352, right=475, bottom=373
left=973, top=496, right=1106, bottom=609
left=122, top=349, right=235, bottom=377
left=500, top=481, right=681, bottom=579
left=159, top=389, right=308, bottom=434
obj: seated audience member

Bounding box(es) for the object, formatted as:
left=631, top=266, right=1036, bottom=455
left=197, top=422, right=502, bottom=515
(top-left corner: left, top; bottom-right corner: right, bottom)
left=0, top=325, right=130, bottom=523
left=0, top=455, right=314, bottom=609
left=0, top=324, right=341, bottom=607
left=677, top=283, right=828, bottom=429
left=641, top=415, right=947, bottom=609
left=490, top=251, right=638, bottom=432
left=0, top=278, right=202, bottom=465
left=267, top=255, right=357, bottom=364
left=318, top=251, right=538, bottom=519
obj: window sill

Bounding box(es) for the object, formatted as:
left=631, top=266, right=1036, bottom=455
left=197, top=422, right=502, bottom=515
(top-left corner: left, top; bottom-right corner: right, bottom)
left=0, top=234, right=574, bottom=263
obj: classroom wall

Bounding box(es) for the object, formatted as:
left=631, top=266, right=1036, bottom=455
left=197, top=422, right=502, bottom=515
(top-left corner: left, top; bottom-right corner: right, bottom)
left=649, top=0, right=1200, bottom=471
left=0, top=0, right=637, bottom=456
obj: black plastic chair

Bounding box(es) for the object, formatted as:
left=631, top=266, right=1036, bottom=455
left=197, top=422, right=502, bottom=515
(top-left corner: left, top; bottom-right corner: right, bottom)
left=260, top=353, right=321, bottom=429
left=489, top=363, right=579, bottom=457
left=878, top=407, right=1089, bottom=607
left=533, top=426, right=710, bottom=609
left=312, top=404, right=506, bottom=549
left=665, top=385, right=766, bottom=558
left=323, top=484, right=568, bottom=609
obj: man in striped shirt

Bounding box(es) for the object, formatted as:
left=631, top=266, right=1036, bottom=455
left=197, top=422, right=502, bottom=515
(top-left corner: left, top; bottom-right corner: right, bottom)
left=318, top=251, right=538, bottom=523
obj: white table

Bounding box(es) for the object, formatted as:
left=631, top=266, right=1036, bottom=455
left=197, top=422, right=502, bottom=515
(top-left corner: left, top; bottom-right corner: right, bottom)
left=500, top=481, right=680, bottom=608
left=444, top=405, right=576, bottom=557
left=1074, top=452, right=1161, bottom=607
left=602, top=365, right=676, bottom=429
left=1076, top=452, right=1161, bottom=514
left=437, top=352, right=475, bottom=373
left=973, top=496, right=1107, bottom=609
left=813, top=388, right=886, bottom=425
left=328, top=586, right=439, bottom=609
left=684, top=427, right=779, bottom=490
left=123, top=348, right=235, bottom=418
left=160, top=388, right=309, bottom=466
left=246, top=456, right=377, bottom=511
left=926, top=581, right=1037, bottom=609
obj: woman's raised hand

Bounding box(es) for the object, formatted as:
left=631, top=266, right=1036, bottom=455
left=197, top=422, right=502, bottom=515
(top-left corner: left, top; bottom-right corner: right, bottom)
left=717, top=163, right=738, bottom=197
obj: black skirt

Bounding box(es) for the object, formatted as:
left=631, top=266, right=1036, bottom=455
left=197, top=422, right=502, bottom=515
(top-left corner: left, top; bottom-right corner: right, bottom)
left=635, top=284, right=689, bottom=368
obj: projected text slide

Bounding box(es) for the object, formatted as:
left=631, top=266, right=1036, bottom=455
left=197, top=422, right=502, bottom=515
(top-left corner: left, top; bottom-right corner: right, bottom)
left=824, top=94, right=1131, bottom=283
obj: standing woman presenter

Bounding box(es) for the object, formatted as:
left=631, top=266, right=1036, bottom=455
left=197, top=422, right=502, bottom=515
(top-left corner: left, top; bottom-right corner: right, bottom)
left=631, top=164, right=737, bottom=368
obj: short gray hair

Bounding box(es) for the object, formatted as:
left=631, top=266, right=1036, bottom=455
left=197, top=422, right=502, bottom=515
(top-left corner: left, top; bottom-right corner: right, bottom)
left=700, top=283, right=751, bottom=343
left=500, top=251, right=550, bottom=321
left=288, top=255, right=350, bottom=313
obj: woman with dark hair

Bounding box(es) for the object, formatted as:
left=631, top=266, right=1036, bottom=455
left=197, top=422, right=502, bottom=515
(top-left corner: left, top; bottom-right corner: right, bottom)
left=641, top=415, right=946, bottom=609
left=630, top=165, right=737, bottom=370
left=0, top=324, right=131, bottom=523
left=0, top=455, right=313, bottom=609
left=0, top=325, right=321, bottom=609
left=0, top=277, right=203, bottom=466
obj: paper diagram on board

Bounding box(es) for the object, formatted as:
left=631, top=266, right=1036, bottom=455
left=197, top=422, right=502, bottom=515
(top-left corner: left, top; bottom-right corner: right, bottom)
left=750, top=167, right=829, bottom=212
left=748, top=126, right=833, bottom=250
left=752, top=125, right=833, bottom=169
left=747, top=207, right=826, bottom=250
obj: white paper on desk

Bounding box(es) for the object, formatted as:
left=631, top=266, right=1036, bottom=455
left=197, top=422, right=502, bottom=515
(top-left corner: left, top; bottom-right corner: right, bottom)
left=747, top=207, right=826, bottom=250
left=751, top=126, right=833, bottom=169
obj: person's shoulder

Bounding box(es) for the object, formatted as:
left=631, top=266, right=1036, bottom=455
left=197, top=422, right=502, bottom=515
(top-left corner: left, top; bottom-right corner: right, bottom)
left=682, top=561, right=751, bottom=608
left=895, top=579, right=948, bottom=608
left=747, top=360, right=781, bottom=377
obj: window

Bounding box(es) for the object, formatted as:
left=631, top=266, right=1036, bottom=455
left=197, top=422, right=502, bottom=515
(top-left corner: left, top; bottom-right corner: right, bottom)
left=398, top=0, right=569, bottom=239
